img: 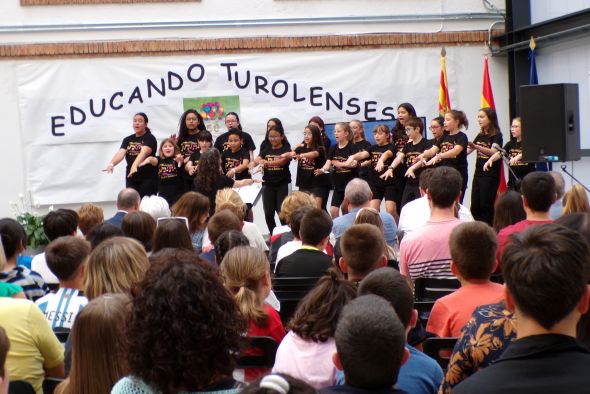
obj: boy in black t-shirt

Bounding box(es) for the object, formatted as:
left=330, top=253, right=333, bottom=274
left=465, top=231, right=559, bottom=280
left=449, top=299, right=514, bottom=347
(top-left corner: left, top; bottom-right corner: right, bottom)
left=221, top=129, right=251, bottom=181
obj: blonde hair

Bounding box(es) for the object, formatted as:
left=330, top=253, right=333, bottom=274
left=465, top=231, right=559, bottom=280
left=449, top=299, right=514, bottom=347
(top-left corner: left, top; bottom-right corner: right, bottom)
left=215, top=188, right=246, bottom=221
left=563, top=184, right=590, bottom=215
left=77, top=204, right=104, bottom=236
left=336, top=122, right=353, bottom=142
left=350, top=119, right=366, bottom=140
left=55, top=294, right=130, bottom=394
left=278, top=191, right=316, bottom=224
left=220, top=246, right=269, bottom=325
left=84, top=237, right=149, bottom=300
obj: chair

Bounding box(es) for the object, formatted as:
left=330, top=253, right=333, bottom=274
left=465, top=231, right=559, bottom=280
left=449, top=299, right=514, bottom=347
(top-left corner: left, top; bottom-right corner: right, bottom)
left=422, top=337, right=458, bottom=371
left=414, top=301, right=435, bottom=327
left=236, top=336, right=279, bottom=369
left=414, top=278, right=461, bottom=301
left=272, top=276, right=320, bottom=324
left=53, top=328, right=71, bottom=345
left=8, top=381, right=35, bottom=394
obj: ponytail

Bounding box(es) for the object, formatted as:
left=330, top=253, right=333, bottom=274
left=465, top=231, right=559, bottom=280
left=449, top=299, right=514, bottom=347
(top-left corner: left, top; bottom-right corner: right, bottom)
left=447, top=110, right=468, bottom=130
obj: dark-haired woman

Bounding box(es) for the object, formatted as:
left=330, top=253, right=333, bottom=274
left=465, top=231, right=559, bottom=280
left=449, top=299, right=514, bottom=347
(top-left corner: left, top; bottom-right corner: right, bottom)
left=389, top=103, right=414, bottom=214
left=176, top=109, right=206, bottom=190
left=214, top=112, right=256, bottom=160
left=103, top=112, right=158, bottom=198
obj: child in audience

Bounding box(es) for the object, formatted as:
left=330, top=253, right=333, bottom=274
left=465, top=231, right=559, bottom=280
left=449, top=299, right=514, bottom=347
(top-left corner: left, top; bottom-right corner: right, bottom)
left=121, top=211, right=156, bottom=253
left=492, top=190, right=526, bottom=233
left=140, top=138, right=185, bottom=206
left=84, top=222, right=124, bottom=250
left=426, top=221, right=504, bottom=337
left=0, top=241, right=24, bottom=299
left=275, top=205, right=315, bottom=268
left=221, top=246, right=286, bottom=381
left=222, top=128, right=251, bottom=180
left=273, top=268, right=356, bottom=388
left=200, top=210, right=243, bottom=264
left=241, top=373, right=317, bottom=394
left=55, top=294, right=129, bottom=394
left=35, top=236, right=89, bottom=330
left=315, top=122, right=358, bottom=218
left=171, top=191, right=210, bottom=253
left=185, top=130, right=213, bottom=178
left=214, top=230, right=250, bottom=265
left=151, top=217, right=194, bottom=254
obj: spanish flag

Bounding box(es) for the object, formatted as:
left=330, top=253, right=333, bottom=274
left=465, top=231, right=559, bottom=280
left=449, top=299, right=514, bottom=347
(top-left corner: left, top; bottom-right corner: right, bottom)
left=481, top=55, right=507, bottom=195
left=438, top=48, right=451, bottom=115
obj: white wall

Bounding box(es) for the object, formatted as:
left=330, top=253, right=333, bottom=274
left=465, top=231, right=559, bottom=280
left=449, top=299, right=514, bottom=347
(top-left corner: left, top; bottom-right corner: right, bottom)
left=531, top=0, right=590, bottom=24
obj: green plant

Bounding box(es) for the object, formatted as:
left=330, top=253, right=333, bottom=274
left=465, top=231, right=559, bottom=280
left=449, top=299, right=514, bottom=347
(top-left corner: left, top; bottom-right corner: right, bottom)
left=9, top=192, right=50, bottom=250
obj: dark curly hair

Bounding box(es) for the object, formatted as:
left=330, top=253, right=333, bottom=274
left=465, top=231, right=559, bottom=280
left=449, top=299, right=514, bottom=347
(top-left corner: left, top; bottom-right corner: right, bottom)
left=287, top=268, right=356, bottom=342
left=126, top=249, right=246, bottom=394
left=195, top=148, right=223, bottom=194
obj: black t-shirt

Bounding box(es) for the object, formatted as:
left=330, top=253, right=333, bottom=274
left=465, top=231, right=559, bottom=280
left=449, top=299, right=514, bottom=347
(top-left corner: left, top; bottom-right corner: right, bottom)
left=194, top=174, right=235, bottom=215
left=391, top=133, right=409, bottom=177
left=188, top=150, right=202, bottom=168
left=157, top=157, right=184, bottom=205
left=214, top=130, right=256, bottom=152
left=435, top=132, right=469, bottom=175
left=473, top=132, right=503, bottom=177
left=504, top=140, right=536, bottom=183
left=368, top=144, right=394, bottom=187
left=260, top=139, right=291, bottom=152
left=258, top=144, right=291, bottom=186
left=354, top=139, right=372, bottom=180
left=178, top=133, right=200, bottom=159
left=294, top=146, right=327, bottom=189
left=222, top=147, right=251, bottom=180
left=120, top=131, right=158, bottom=180
left=402, top=138, right=429, bottom=185
left=328, top=142, right=359, bottom=190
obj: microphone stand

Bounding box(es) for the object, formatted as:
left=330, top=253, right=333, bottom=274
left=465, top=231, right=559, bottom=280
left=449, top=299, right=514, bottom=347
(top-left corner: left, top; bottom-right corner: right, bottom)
left=498, top=151, right=520, bottom=185
left=560, top=164, right=590, bottom=193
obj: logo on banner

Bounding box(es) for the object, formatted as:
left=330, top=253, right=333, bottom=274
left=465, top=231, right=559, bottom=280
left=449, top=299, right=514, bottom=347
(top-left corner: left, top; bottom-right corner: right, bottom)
left=183, top=96, right=241, bottom=139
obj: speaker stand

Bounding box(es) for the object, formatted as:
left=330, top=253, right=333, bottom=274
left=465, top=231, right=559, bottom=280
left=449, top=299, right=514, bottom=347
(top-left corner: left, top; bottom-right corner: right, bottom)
left=560, top=164, right=590, bottom=193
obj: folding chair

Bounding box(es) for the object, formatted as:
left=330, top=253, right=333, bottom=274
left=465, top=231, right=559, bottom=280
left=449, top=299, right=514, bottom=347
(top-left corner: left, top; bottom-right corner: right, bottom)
left=422, top=337, right=458, bottom=371
left=236, top=336, right=279, bottom=369
left=414, top=278, right=461, bottom=301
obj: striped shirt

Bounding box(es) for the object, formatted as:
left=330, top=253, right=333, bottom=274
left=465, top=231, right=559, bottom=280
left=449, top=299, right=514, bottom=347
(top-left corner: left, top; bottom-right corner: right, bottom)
left=0, top=266, right=47, bottom=301
left=35, top=288, right=88, bottom=330
left=399, top=218, right=463, bottom=280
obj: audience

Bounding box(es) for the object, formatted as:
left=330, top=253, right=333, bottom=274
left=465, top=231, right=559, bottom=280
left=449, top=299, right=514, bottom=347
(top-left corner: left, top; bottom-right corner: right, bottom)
left=76, top=203, right=104, bottom=237
left=321, top=295, right=408, bottom=394
left=273, top=269, right=356, bottom=388
left=0, top=218, right=47, bottom=301
left=35, top=236, right=89, bottom=330
left=562, top=183, right=590, bottom=215
left=55, top=294, right=129, bottom=394
left=200, top=209, right=242, bottom=264
left=275, top=205, right=315, bottom=268
left=171, top=191, right=210, bottom=253
left=0, top=241, right=25, bottom=299
left=112, top=249, right=245, bottom=393
left=104, top=188, right=140, bottom=227
left=214, top=230, right=250, bottom=265
left=548, top=170, right=565, bottom=219
left=151, top=217, right=194, bottom=254
left=358, top=267, right=443, bottom=394
left=121, top=211, right=156, bottom=253
left=454, top=223, right=590, bottom=393
left=492, top=190, right=526, bottom=233
left=84, top=222, right=124, bottom=250
left=352, top=209, right=397, bottom=261
left=241, top=373, right=317, bottom=394
left=399, top=166, right=464, bottom=280
left=139, top=195, right=171, bottom=220
left=426, top=221, right=503, bottom=337
left=31, top=209, right=78, bottom=285
left=339, top=224, right=387, bottom=285
left=275, top=208, right=333, bottom=278
left=0, top=327, right=8, bottom=394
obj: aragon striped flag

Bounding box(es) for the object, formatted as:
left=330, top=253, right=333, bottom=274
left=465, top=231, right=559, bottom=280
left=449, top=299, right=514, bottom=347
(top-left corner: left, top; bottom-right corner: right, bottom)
left=438, top=48, right=451, bottom=115
left=481, top=55, right=507, bottom=196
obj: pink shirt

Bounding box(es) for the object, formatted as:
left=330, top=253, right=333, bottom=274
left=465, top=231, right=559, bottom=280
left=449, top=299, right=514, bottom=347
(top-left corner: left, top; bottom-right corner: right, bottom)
left=497, top=219, right=553, bottom=266
left=272, top=331, right=338, bottom=389
left=426, top=282, right=505, bottom=337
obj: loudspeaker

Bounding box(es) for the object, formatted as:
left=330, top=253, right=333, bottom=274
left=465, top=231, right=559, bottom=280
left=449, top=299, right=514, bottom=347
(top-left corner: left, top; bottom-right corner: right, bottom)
left=520, top=83, right=580, bottom=162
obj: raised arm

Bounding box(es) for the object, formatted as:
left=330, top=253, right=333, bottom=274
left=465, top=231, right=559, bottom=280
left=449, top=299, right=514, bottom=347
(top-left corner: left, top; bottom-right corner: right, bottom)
left=102, top=148, right=126, bottom=173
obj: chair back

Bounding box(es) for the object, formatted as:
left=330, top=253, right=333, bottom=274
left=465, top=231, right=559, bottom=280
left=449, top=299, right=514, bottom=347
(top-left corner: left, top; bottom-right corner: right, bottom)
left=422, top=337, right=458, bottom=371
left=236, top=336, right=279, bottom=369
left=53, top=327, right=71, bottom=345
left=414, top=278, right=461, bottom=301
left=272, top=276, right=320, bottom=324
left=414, top=301, right=435, bottom=327
left=8, top=381, right=36, bottom=394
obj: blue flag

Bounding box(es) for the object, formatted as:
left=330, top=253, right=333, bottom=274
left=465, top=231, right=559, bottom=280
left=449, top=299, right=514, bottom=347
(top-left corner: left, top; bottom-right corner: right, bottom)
left=529, top=49, right=538, bottom=85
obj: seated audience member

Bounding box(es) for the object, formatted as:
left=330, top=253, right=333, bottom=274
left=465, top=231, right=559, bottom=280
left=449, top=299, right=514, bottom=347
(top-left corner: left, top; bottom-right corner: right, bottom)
left=426, top=221, right=504, bottom=337
left=112, top=249, right=245, bottom=393
left=0, top=297, right=64, bottom=394
left=221, top=246, right=286, bottom=381
left=76, top=203, right=104, bottom=237
left=275, top=205, right=315, bottom=269
left=275, top=209, right=333, bottom=278
left=171, top=191, right=210, bottom=253
left=31, top=209, right=78, bottom=284
left=331, top=179, right=397, bottom=245
left=54, top=294, right=129, bottom=394
left=270, top=192, right=317, bottom=265
left=496, top=171, right=554, bottom=263
left=548, top=170, right=565, bottom=219
left=0, top=218, right=46, bottom=301
left=358, top=268, right=443, bottom=394
left=0, top=242, right=24, bottom=299
left=321, top=295, right=408, bottom=394
left=35, top=236, right=89, bottom=330
left=339, top=224, right=387, bottom=284
left=139, top=195, right=171, bottom=220
left=492, top=190, right=526, bottom=233
left=121, top=211, right=156, bottom=253
left=214, top=230, right=250, bottom=266
left=84, top=237, right=149, bottom=300
left=84, top=222, right=124, bottom=250
left=105, top=188, right=140, bottom=228
left=273, top=269, right=357, bottom=388
left=151, top=217, right=194, bottom=254
left=399, top=167, right=464, bottom=280
left=352, top=208, right=397, bottom=261
left=200, top=210, right=242, bottom=264
left=0, top=327, right=8, bottom=394
left=398, top=169, right=472, bottom=239
left=562, top=184, right=590, bottom=215
left=454, top=224, right=590, bottom=393
left=241, top=373, right=317, bottom=394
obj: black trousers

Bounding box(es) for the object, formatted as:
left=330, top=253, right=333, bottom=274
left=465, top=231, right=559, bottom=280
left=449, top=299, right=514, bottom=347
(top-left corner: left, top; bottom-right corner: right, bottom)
left=401, top=183, right=421, bottom=209
left=262, top=183, right=289, bottom=233
left=126, top=176, right=158, bottom=199
left=470, top=175, right=500, bottom=226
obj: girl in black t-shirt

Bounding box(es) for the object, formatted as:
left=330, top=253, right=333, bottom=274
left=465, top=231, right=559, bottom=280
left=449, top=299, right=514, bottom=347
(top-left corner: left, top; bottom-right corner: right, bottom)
left=308, top=116, right=331, bottom=211
left=222, top=129, right=251, bottom=181
left=185, top=130, right=213, bottom=180
left=351, top=119, right=372, bottom=181
left=260, top=118, right=291, bottom=152
left=103, top=112, right=158, bottom=197
left=176, top=109, right=206, bottom=190
left=139, top=138, right=185, bottom=206
left=315, top=122, right=359, bottom=218
left=467, top=107, right=503, bottom=225
left=389, top=103, right=415, bottom=214
left=255, top=125, right=292, bottom=233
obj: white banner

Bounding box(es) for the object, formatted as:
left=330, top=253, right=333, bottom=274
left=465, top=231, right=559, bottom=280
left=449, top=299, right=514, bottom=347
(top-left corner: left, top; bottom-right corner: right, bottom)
left=16, top=49, right=446, bottom=204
